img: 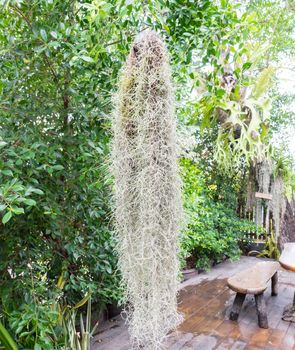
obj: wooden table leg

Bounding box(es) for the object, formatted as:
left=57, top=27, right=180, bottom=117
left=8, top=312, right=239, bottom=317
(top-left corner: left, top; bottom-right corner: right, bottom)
left=229, top=293, right=246, bottom=321
left=271, top=272, right=278, bottom=296
left=282, top=289, right=295, bottom=323
left=255, top=293, right=268, bottom=329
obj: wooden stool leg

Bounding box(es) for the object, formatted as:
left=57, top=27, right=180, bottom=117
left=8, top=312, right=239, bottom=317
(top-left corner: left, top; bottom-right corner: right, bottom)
left=255, top=293, right=268, bottom=328
left=271, top=272, right=278, bottom=296
left=230, top=293, right=246, bottom=321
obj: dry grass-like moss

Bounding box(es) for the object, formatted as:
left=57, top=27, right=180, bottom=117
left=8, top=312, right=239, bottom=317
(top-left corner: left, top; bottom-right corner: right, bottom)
left=111, top=30, right=183, bottom=349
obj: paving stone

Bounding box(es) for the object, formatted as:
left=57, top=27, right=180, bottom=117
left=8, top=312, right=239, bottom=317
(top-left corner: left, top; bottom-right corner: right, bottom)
left=92, top=257, right=295, bottom=350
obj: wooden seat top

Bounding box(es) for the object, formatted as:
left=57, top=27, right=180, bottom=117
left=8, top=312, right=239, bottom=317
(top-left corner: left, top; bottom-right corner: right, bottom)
left=279, top=243, right=295, bottom=272
left=227, top=261, right=280, bottom=295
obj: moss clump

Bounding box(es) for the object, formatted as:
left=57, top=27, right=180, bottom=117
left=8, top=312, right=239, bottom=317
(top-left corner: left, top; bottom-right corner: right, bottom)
left=111, top=30, right=183, bottom=349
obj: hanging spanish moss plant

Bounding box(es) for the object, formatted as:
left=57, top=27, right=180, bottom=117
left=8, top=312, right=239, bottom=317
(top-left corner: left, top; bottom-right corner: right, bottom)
left=255, top=159, right=272, bottom=227
left=111, top=30, right=182, bottom=349
left=256, top=159, right=272, bottom=194
left=270, top=157, right=290, bottom=238
left=271, top=175, right=285, bottom=238
left=245, top=164, right=256, bottom=212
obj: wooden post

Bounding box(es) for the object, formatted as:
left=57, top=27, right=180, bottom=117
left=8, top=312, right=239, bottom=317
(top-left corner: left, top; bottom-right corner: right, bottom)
left=271, top=272, right=278, bottom=296
left=229, top=293, right=246, bottom=321
left=255, top=293, right=268, bottom=328
left=265, top=205, right=270, bottom=235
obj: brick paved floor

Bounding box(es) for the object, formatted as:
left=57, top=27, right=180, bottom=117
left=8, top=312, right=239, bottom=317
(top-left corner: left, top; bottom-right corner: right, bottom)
left=93, top=257, right=295, bottom=350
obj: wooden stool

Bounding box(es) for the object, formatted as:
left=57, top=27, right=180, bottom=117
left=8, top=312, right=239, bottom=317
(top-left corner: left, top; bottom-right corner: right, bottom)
left=227, top=261, right=280, bottom=328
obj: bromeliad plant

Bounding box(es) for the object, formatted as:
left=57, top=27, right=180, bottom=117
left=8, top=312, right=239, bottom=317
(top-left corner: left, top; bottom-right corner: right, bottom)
left=111, top=30, right=182, bottom=349
left=258, top=231, right=281, bottom=261
left=62, top=294, right=99, bottom=350
left=0, top=271, right=97, bottom=350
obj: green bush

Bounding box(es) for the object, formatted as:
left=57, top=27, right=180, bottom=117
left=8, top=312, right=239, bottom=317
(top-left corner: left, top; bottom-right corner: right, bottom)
left=180, top=159, right=255, bottom=270
left=9, top=299, right=60, bottom=349
left=0, top=0, right=126, bottom=316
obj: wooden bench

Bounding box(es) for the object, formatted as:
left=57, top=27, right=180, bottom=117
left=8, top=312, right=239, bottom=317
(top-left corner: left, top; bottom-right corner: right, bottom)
left=227, top=261, right=280, bottom=328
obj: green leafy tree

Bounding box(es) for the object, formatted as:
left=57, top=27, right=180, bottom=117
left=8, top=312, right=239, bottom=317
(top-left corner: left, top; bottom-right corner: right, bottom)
left=0, top=0, right=142, bottom=311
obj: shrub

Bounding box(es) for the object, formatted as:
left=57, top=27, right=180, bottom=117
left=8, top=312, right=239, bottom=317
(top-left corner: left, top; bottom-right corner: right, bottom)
left=180, top=158, right=255, bottom=270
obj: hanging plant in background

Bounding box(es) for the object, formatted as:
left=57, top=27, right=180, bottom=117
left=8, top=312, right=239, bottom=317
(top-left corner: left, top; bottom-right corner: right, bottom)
left=270, top=155, right=291, bottom=238
left=212, top=66, right=275, bottom=171
left=196, top=32, right=276, bottom=173
left=111, top=31, right=183, bottom=349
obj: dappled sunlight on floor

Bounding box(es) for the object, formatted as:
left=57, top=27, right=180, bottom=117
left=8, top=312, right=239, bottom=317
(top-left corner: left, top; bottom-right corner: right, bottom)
left=93, top=257, right=295, bottom=350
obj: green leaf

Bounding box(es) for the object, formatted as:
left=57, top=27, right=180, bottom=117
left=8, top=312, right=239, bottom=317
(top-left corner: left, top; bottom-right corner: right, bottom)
left=221, top=0, right=228, bottom=7
left=247, top=12, right=256, bottom=23
left=0, top=204, right=6, bottom=211
left=40, top=29, right=47, bottom=41
left=0, top=321, right=18, bottom=350
left=23, top=199, right=37, bottom=206
left=80, top=55, right=94, bottom=63
left=50, top=31, right=58, bottom=38
left=106, top=266, right=112, bottom=274
left=2, top=211, right=12, bottom=224
left=1, top=169, right=13, bottom=176
left=48, top=41, right=61, bottom=48
left=34, top=344, right=42, bottom=350
left=216, top=88, right=225, bottom=98
left=25, top=187, right=44, bottom=196
left=242, top=62, right=252, bottom=70
left=73, top=292, right=91, bottom=309
left=0, top=141, right=7, bottom=148
left=12, top=207, right=25, bottom=215
left=52, top=164, right=64, bottom=171
left=163, top=24, right=170, bottom=33
left=31, top=188, right=44, bottom=195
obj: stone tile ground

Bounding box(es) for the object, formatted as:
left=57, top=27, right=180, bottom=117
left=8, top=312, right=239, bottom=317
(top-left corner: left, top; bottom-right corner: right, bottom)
left=93, top=257, right=295, bottom=350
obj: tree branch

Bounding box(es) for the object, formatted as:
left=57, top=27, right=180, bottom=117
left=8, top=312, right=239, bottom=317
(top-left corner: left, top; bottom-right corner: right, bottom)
left=10, top=5, right=32, bottom=28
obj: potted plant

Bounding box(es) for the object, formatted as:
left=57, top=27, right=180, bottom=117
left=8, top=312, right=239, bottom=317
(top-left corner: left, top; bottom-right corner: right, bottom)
left=181, top=253, right=199, bottom=281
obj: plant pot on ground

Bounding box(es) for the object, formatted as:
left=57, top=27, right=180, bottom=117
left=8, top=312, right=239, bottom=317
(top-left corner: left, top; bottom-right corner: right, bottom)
left=248, top=242, right=266, bottom=255
left=106, top=302, right=123, bottom=319
left=182, top=255, right=198, bottom=281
